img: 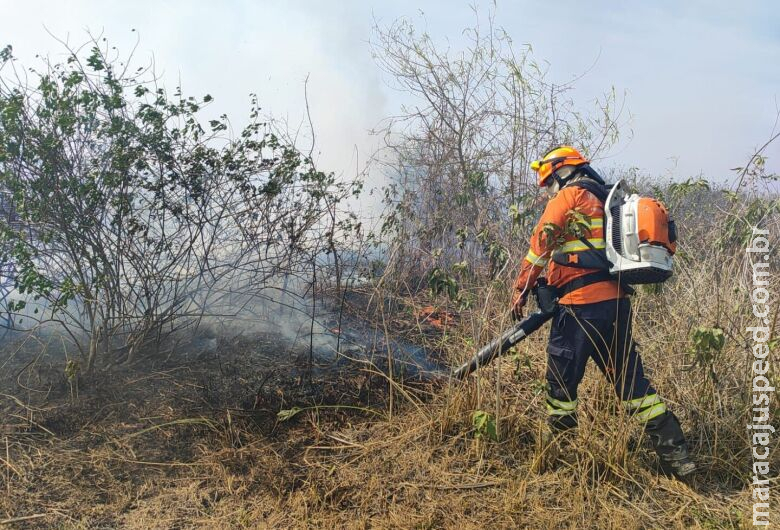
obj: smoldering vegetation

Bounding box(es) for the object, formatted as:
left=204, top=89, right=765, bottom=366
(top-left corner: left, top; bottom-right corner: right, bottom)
left=1, top=14, right=779, bottom=529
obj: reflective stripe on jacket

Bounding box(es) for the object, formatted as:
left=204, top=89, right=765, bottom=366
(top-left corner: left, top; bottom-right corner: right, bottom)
left=513, top=185, right=623, bottom=305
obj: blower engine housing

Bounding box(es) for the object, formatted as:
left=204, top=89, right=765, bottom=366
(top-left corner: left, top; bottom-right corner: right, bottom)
left=604, top=180, right=677, bottom=284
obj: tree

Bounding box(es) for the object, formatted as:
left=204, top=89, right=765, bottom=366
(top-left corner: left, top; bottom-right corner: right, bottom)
left=0, top=37, right=360, bottom=372
left=371, top=11, right=625, bottom=292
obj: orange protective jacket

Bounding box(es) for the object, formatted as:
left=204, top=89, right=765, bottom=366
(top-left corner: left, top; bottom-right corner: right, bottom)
left=512, top=184, right=624, bottom=306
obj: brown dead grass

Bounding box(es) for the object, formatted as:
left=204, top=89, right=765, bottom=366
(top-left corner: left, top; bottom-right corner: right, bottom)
left=0, top=251, right=777, bottom=529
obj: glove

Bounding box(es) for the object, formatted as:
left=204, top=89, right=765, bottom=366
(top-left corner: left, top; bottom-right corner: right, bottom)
left=510, top=291, right=526, bottom=321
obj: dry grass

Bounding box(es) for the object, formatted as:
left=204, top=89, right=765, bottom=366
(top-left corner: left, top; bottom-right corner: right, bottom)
left=1, top=201, right=778, bottom=528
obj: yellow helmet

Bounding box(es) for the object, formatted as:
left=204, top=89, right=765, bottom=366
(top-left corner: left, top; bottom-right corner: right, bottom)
left=530, top=146, right=589, bottom=187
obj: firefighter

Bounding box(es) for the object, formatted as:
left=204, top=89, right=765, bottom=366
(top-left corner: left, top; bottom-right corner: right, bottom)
left=511, top=146, right=696, bottom=478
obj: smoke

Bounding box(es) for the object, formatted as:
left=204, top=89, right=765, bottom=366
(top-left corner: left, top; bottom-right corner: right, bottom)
left=201, top=276, right=341, bottom=356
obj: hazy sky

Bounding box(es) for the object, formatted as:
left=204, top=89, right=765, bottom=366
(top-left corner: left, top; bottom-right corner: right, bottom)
left=2, top=0, right=779, bottom=194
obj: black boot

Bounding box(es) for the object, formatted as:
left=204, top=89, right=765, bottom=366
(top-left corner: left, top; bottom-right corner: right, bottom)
left=535, top=416, right=577, bottom=473
left=549, top=412, right=578, bottom=432
left=645, top=411, right=696, bottom=478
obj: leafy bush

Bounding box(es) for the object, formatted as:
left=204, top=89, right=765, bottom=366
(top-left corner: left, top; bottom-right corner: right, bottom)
left=0, top=39, right=359, bottom=370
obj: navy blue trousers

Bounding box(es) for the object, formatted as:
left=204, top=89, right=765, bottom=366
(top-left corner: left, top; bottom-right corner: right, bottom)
left=546, top=297, right=654, bottom=406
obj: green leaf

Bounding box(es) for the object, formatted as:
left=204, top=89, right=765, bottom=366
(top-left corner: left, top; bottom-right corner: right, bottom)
left=472, top=410, right=498, bottom=441
left=277, top=407, right=303, bottom=422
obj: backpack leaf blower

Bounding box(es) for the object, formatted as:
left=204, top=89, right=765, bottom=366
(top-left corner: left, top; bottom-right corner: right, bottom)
left=453, top=178, right=678, bottom=380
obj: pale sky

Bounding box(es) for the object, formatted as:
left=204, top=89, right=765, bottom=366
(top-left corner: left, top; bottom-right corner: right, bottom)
left=2, top=0, right=779, bottom=197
